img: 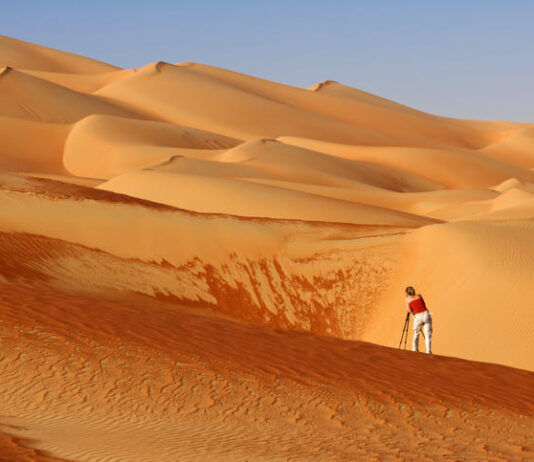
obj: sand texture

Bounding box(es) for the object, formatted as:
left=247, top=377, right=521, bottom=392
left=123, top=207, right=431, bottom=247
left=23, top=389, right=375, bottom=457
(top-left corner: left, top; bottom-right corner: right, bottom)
left=1, top=35, right=534, bottom=460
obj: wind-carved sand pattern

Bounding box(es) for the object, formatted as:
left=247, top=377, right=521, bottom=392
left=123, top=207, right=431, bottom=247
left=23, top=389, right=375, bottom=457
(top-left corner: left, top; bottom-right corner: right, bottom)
left=1, top=35, right=534, bottom=460
left=2, top=283, right=534, bottom=461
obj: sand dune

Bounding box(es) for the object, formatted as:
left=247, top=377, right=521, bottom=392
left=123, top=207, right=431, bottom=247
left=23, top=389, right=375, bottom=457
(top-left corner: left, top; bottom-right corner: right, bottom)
left=0, top=117, right=69, bottom=173
left=96, top=61, right=416, bottom=145
left=64, top=115, right=240, bottom=177
left=2, top=173, right=532, bottom=372
left=0, top=67, right=140, bottom=123
left=0, top=173, right=412, bottom=335
left=216, top=138, right=439, bottom=191
left=427, top=178, right=534, bottom=221
left=95, top=138, right=447, bottom=223
left=0, top=35, right=119, bottom=74
left=279, top=136, right=534, bottom=189
left=1, top=281, right=534, bottom=460
left=98, top=169, right=436, bottom=225
left=173, top=64, right=517, bottom=150
left=482, top=126, right=534, bottom=168
left=364, top=220, right=534, bottom=371
left=239, top=178, right=498, bottom=217
left=1, top=36, right=534, bottom=460
left=21, top=68, right=132, bottom=93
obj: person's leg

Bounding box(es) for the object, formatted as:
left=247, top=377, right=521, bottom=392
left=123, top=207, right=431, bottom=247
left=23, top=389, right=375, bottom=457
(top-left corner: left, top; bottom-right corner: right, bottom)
left=423, top=312, right=433, bottom=354
left=412, top=314, right=423, bottom=352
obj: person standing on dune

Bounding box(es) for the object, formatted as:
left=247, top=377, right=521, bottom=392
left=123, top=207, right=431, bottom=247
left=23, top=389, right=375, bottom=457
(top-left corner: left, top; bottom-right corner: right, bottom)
left=405, top=286, right=432, bottom=354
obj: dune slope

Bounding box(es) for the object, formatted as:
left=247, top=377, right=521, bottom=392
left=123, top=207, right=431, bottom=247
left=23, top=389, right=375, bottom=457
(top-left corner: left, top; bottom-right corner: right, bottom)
left=0, top=35, right=119, bottom=74
left=0, top=67, right=141, bottom=123
left=1, top=36, right=534, bottom=460
left=1, top=282, right=534, bottom=461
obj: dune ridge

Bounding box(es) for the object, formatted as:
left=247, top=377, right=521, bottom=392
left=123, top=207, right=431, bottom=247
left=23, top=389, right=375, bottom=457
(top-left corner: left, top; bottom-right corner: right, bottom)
left=1, top=35, right=534, bottom=460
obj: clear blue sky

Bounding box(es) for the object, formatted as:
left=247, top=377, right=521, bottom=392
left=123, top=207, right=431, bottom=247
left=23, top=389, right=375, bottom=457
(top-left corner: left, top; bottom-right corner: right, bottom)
left=3, top=0, right=533, bottom=122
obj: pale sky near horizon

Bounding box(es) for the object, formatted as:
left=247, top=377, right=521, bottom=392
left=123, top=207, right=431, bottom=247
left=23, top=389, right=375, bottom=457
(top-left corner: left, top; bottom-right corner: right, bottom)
left=2, top=0, right=533, bottom=122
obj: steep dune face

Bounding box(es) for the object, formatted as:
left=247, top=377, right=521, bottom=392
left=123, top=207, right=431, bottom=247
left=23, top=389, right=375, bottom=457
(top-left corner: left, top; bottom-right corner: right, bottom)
left=0, top=174, right=405, bottom=337
left=1, top=36, right=534, bottom=460
left=364, top=221, right=534, bottom=371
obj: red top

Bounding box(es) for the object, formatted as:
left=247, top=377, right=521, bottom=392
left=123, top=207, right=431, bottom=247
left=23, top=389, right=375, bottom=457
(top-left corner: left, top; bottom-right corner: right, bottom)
left=409, top=297, right=428, bottom=314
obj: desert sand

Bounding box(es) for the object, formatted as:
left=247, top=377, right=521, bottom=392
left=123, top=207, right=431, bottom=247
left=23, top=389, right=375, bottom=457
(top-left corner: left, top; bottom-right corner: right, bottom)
left=0, top=35, right=534, bottom=460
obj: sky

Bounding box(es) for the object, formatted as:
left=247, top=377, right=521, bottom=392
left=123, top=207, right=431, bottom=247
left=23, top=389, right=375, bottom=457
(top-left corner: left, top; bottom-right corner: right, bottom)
left=2, top=0, right=533, bottom=122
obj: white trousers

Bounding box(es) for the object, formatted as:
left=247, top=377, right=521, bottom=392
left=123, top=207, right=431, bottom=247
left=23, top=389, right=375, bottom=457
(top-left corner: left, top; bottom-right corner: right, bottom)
left=413, top=311, right=432, bottom=354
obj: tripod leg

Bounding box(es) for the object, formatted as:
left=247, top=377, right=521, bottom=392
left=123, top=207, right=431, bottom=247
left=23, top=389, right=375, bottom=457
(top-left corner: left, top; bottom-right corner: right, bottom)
left=398, top=321, right=406, bottom=348
left=399, top=316, right=409, bottom=349
left=398, top=325, right=405, bottom=349
left=404, top=315, right=410, bottom=350
left=404, top=314, right=410, bottom=350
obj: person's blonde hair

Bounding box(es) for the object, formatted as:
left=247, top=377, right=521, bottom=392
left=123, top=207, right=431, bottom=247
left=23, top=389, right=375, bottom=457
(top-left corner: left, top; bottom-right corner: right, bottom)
left=405, top=286, right=416, bottom=296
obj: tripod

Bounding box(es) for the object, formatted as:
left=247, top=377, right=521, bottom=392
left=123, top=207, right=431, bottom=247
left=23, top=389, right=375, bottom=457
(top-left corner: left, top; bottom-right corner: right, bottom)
left=398, top=313, right=410, bottom=349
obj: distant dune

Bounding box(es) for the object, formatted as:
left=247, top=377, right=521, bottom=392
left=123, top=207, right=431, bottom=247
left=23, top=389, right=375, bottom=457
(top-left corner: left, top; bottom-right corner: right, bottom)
left=1, top=35, right=533, bottom=460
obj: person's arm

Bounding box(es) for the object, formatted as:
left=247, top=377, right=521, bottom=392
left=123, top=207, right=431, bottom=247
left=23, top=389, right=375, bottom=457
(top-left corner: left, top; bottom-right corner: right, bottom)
left=405, top=298, right=412, bottom=314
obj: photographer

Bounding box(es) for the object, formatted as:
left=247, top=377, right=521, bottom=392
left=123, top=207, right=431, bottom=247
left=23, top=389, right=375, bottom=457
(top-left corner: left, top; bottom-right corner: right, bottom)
left=405, top=286, right=433, bottom=354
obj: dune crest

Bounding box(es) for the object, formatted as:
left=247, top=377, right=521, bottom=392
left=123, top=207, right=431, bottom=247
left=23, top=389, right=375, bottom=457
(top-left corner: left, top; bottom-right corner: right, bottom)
left=308, top=79, right=339, bottom=91
left=1, top=36, right=534, bottom=460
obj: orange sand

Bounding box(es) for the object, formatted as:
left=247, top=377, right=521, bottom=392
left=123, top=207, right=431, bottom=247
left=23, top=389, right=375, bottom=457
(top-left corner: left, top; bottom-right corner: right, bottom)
left=1, top=35, right=534, bottom=460
left=2, top=282, right=534, bottom=461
